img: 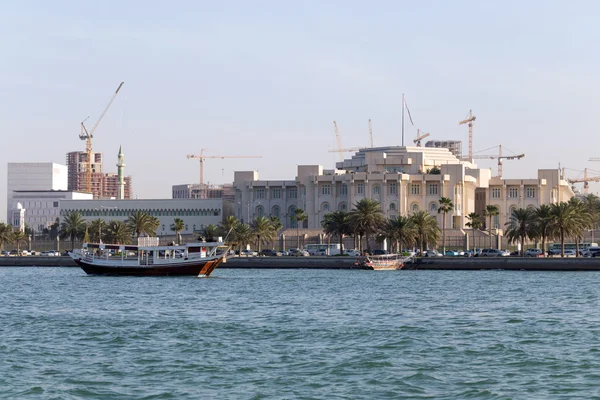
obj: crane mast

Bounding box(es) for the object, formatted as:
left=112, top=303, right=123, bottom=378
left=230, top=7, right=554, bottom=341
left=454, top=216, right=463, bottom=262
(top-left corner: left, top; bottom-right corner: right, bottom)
left=80, top=82, right=124, bottom=194
left=459, top=110, right=476, bottom=160
left=472, top=144, right=524, bottom=179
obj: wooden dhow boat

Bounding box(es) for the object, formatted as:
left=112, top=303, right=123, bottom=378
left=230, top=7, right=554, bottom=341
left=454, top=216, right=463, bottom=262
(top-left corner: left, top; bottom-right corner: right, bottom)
left=70, top=239, right=228, bottom=277
left=355, top=253, right=412, bottom=270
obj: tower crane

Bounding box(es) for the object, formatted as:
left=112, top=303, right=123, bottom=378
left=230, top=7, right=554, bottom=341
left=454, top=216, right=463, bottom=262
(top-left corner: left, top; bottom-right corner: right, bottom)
left=329, top=120, right=361, bottom=160
left=472, top=145, right=524, bottom=179
left=369, top=119, right=374, bottom=148
left=80, top=81, right=124, bottom=194
left=567, top=168, right=600, bottom=194
left=459, top=109, right=476, bottom=160
left=186, top=149, right=262, bottom=198
left=413, top=129, right=430, bottom=147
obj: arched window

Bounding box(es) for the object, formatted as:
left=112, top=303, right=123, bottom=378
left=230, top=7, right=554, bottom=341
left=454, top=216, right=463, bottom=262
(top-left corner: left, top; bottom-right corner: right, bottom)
left=256, top=206, right=264, bottom=218
left=389, top=203, right=396, bottom=211
left=411, top=203, right=419, bottom=212
left=430, top=203, right=438, bottom=212
left=373, top=185, right=380, bottom=195
left=338, top=202, right=347, bottom=211
left=272, top=206, right=280, bottom=219
left=322, top=202, right=330, bottom=213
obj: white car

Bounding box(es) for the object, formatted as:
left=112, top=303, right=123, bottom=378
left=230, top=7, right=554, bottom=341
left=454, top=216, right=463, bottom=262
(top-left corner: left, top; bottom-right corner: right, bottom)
left=240, top=249, right=258, bottom=256
left=524, top=248, right=544, bottom=257
left=344, top=249, right=361, bottom=256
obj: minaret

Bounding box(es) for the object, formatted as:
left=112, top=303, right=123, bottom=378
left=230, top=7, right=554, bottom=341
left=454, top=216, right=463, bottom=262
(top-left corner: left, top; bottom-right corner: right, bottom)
left=116, top=145, right=126, bottom=200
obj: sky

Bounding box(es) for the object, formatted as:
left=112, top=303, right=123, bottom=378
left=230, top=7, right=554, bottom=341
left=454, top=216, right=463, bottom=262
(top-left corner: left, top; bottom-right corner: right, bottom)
left=1, top=0, right=599, bottom=222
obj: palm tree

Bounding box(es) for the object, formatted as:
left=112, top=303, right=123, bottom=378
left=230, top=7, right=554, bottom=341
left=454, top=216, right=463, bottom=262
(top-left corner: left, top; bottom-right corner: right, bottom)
left=437, top=197, right=454, bottom=254
left=269, top=216, right=283, bottom=232
left=532, top=204, right=553, bottom=254
left=410, top=210, right=440, bottom=255
left=465, top=212, right=483, bottom=251
left=505, top=208, right=536, bottom=256
left=0, top=223, right=14, bottom=250
left=60, top=211, right=87, bottom=250
left=199, top=224, right=219, bottom=242
left=582, top=194, right=600, bottom=243
left=567, top=197, right=592, bottom=256
left=291, top=208, right=307, bottom=248
left=384, top=215, right=417, bottom=253
left=233, top=223, right=254, bottom=255
left=12, top=230, right=27, bottom=253
left=171, top=218, right=185, bottom=245
left=349, top=198, right=386, bottom=254
left=483, top=205, right=500, bottom=249
left=105, top=220, right=132, bottom=245
left=127, top=211, right=159, bottom=238
left=322, top=211, right=351, bottom=255
left=251, top=216, right=277, bottom=253
left=549, top=201, right=586, bottom=257
left=88, top=218, right=106, bottom=243
left=219, top=215, right=240, bottom=246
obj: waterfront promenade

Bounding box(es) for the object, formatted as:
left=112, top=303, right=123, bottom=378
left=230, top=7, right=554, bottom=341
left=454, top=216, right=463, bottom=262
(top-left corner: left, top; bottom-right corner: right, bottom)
left=5, top=255, right=600, bottom=271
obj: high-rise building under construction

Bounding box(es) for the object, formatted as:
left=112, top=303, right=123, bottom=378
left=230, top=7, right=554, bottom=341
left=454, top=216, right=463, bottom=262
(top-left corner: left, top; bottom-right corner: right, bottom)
left=66, top=150, right=132, bottom=199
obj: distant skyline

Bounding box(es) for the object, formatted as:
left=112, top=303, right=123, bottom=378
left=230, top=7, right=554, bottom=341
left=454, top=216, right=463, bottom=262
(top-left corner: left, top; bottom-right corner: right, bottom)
left=2, top=0, right=599, bottom=222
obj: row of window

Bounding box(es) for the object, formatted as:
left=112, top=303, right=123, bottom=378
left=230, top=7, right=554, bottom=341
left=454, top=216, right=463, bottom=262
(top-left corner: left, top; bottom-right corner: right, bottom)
left=255, top=187, right=298, bottom=200
left=491, top=187, right=536, bottom=199
left=62, top=209, right=221, bottom=217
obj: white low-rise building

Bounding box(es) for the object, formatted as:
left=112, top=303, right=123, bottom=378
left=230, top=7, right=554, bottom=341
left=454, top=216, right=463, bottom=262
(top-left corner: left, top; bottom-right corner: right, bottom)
left=11, top=190, right=93, bottom=232
left=59, top=198, right=223, bottom=236
left=7, top=162, right=68, bottom=222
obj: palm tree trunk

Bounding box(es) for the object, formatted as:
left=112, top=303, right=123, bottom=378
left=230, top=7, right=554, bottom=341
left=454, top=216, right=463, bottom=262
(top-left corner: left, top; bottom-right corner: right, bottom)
left=576, top=239, right=580, bottom=257
left=442, top=213, right=446, bottom=254
left=521, top=237, right=525, bottom=257
left=472, top=229, right=476, bottom=252
left=489, top=216, right=492, bottom=249
left=297, top=225, right=300, bottom=249
left=339, top=234, right=344, bottom=255
left=561, top=230, right=565, bottom=258
left=366, top=231, right=371, bottom=254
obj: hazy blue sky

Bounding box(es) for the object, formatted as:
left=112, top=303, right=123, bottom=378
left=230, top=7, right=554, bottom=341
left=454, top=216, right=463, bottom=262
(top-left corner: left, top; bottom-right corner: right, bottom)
left=2, top=0, right=599, bottom=221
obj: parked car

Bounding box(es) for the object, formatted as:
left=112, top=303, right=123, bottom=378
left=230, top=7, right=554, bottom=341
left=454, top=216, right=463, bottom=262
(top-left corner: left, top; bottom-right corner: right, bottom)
left=371, top=249, right=389, bottom=255
left=480, top=249, right=507, bottom=257
left=240, top=249, right=258, bottom=256
left=261, top=249, right=283, bottom=257
left=421, top=250, right=443, bottom=257
left=288, top=248, right=310, bottom=257
left=402, top=249, right=417, bottom=257
left=344, top=249, right=361, bottom=256
left=524, top=248, right=544, bottom=257
left=563, top=250, right=577, bottom=257
left=8, top=250, right=22, bottom=257
left=445, top=250, right=465, bottom=257
left=465, top=249, right=482, bottom=257
left=0, top=250, right=8, bottom=257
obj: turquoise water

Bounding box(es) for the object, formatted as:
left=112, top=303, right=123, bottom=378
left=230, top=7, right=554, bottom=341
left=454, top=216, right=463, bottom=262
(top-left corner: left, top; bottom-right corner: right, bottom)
left=2, top=267, right=600, bottom=399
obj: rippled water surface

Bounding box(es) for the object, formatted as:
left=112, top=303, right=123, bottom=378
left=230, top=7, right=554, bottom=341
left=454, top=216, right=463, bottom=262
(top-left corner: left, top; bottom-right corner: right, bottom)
left=3, top=267, right=600, bottom=399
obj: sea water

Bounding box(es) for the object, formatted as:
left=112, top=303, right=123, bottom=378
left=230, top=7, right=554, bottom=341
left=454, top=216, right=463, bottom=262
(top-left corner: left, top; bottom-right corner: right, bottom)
left=2, top=267, right=600, bottom=399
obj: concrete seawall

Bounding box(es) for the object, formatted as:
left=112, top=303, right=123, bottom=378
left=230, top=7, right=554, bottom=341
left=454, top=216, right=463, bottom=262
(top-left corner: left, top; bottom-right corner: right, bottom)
left=3, top=256, right=600, bottom=271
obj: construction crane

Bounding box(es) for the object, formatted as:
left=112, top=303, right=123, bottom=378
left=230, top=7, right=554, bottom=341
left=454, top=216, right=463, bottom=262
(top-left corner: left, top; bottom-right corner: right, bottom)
left=369, top=119, right=374, bottom=148
left=472, top=145, right=524, bottom=179
left=413, top=129, right=430, bottom=147
left=590, top=157, right=600, bottom=162
left=459, top=109, right=476, bottom=160
left=567, top=168, right=600, bottom=194
left=328, top=120, right=361, bottom=160
left=186, top=149, right=262, bottom=198
left=80, top=81, right=124, bottom=194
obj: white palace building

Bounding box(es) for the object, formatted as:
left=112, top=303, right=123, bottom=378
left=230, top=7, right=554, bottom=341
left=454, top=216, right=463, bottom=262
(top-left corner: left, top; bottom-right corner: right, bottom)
left=232, top=146, right=574, bottom=232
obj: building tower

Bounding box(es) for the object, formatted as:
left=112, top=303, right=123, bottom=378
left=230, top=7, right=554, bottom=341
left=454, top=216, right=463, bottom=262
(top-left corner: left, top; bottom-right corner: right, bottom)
left=116, top=146, right=126, bottom=200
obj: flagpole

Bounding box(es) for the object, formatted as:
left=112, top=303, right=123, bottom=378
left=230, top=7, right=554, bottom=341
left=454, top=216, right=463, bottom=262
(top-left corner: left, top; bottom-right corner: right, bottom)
left=402, top=93, right=405, bottom=146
